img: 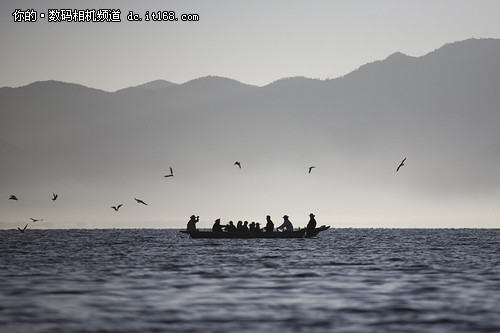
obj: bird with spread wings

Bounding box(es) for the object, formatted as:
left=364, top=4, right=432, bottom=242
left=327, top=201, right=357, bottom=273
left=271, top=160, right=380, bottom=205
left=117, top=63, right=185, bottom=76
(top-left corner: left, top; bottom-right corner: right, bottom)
left=396, top=158, right=406, bottom=172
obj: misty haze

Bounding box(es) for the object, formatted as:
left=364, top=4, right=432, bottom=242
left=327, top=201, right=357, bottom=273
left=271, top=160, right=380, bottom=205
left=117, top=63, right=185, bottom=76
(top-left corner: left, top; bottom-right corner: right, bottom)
left=1, top=38, right=499, bottom=229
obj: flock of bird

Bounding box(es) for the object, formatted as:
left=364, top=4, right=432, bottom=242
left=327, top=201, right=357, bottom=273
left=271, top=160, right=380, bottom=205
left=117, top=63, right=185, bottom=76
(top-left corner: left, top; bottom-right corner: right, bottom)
left=9, top=158, right=407, bottom=232
left=8, top=167, right=177, bottom=232
left=10, top=193, right=55, bottom=232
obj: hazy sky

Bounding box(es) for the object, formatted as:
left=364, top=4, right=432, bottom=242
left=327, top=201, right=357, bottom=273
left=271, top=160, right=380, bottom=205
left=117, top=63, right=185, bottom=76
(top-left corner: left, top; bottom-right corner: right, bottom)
left=1, top=0, right=500, bottom=91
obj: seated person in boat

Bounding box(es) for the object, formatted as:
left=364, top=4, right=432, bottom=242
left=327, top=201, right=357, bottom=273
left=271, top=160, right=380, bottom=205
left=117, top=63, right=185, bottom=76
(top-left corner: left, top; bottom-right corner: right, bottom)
left=187, top=215, right=199, bottom=232
left=242, top=221, right=250, bottom=232
left=212, top=218, right=223, bottom=233
left=237, top=221, right=244, bottom=231
left=248, top=221, right=261, bottom=233
left=306, top=213, right=317, bottom=236
left=277, top=215, right=294, bottom=232
left=224, top=221, right=237, bottom=232
left=265, top=215, right=274, bottom=233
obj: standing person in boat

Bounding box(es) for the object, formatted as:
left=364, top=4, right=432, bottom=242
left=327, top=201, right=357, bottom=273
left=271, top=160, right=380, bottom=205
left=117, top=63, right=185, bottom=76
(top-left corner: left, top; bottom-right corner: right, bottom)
left=277, top=215, right=294, bottom=232
left=265, top=215, right=274, bottom=233
left=212, top=218, right=223, bottom=233
left=306, top=213, right=317, bottom=237
left=187, top=215, right=199, bottom=232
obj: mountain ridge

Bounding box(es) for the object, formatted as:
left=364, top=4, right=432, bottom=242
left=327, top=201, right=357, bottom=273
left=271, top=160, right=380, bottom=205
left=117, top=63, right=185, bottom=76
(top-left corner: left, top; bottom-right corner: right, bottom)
left=3, top=38, right=497, bottom=93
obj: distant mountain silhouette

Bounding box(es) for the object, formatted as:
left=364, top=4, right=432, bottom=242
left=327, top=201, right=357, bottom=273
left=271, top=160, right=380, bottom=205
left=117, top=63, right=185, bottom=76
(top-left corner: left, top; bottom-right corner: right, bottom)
left=1, top=38, right=499, bottom=227
left=180, top=75, right=256, bottom=89
left=115, top=79, right=178, bottom=93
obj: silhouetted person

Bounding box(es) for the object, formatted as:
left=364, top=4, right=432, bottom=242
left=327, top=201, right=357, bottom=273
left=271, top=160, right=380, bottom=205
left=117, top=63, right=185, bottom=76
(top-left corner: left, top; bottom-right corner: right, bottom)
left=225, top=221, right=237, bottom=232
left=306, top=213, right=317, bottom=236
left=237, top=221, right=243, bottom=231
left=212, top=218, right=223, bottom=233
left=242, top=221, right=250, bottom=232
left=277, top=215, right=293, bottom=232
left=187, top=215, right=199, bottom=232
left=255, top=223, right=261, bottom=233
left=249, top=222, right=256, bottom=232
left=265, top=215, right=274, bottom=233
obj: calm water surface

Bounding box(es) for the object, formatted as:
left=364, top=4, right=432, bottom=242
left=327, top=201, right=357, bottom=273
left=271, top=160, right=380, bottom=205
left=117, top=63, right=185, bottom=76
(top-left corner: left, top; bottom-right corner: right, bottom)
left=0, top=228, right=498, bottom=332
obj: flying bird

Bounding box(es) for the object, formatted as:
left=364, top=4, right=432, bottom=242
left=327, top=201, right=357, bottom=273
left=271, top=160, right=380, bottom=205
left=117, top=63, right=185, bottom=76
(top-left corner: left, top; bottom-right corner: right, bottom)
left=9, top=195, right=18, bottom=201
left=164, top=167, right=174, bottom=178
left=52, top=193, right=58, bottom=201
left=234, top=161, right=241, bottom=169
left=396, top=158, right=407, bottom=172
left=111, top=204, right=123, bottom=211
left=134, top=198, right=148, bottom=206
left=18, top=224, right=28, bottom=233
left=30, top=218, right=44, bottom=222
left=308, top=166, right=316, bottom=174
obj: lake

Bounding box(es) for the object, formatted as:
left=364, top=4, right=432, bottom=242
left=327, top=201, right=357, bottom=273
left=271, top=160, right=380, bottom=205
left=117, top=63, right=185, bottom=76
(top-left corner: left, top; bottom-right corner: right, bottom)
left=0, top=228, right=498, bottom=332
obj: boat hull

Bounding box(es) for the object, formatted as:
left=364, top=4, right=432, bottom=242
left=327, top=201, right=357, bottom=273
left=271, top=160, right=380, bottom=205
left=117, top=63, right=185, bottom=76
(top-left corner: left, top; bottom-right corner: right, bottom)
left=180, top=226, right=330, bottom=239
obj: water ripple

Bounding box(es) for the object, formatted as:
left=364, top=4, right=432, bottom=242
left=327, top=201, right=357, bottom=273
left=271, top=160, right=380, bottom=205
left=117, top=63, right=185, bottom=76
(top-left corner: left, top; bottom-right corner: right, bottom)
left=0, top=228, right=498, bottom=332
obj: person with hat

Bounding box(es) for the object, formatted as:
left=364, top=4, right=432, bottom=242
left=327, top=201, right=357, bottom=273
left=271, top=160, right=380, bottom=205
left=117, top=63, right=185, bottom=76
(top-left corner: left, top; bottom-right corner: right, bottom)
left=277, top=215, right=293, bottom=232
left=306, top=213, right=317, bottom=236
left=212, top=218, right=223, bottom=233
left=187, top=215, right=199, bottom=232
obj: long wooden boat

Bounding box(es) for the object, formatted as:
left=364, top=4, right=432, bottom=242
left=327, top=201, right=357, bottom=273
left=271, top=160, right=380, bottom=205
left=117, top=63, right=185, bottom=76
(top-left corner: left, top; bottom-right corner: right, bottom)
left=180, top=225, right=330, bottom=239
